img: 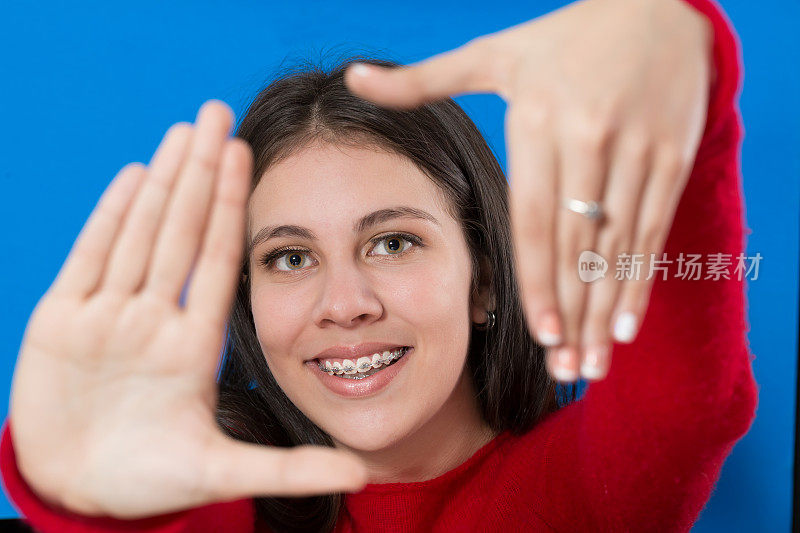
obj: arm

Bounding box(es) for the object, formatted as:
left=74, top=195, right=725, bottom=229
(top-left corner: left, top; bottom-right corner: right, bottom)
left=540, top=0, right=758, bottom=529
left=0, top=420, right=256, bottom=533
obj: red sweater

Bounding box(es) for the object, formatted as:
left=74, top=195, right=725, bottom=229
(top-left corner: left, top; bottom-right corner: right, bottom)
left=0, top=0, right=758, bottom=531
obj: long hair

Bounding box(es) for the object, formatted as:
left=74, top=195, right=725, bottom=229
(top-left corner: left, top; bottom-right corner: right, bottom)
left=215, top=55, right=577, bottom=532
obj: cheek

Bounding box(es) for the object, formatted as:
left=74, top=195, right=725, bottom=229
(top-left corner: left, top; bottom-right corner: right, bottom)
left=390, top=264, right=472, bottom=411
left=383, top=261, right=473, bottom=362
left=388, top=261, right=472, bottom=316
left=249, top=283, right=314, bottom=358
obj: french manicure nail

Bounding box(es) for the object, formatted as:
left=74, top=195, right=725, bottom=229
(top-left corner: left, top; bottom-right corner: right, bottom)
left=580, top=345, right=607, bottom=380
left=552, top=365, right=578, bottom=382
left=351, top=63, right=372, bottom=77
left=552, top=347, right=577, bottom=382
left=536, top=312, right=562, bottom=346
left=613, top=312, right=637, bottom=343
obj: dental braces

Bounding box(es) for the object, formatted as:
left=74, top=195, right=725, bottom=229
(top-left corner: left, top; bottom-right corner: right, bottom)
left=319, top=348, right=407, bottom=374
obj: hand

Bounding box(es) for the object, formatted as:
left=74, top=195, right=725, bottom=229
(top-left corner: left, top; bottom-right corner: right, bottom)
left=343, top=0, right=711, bottom=383
left=9, top=101, right=368, bottom=520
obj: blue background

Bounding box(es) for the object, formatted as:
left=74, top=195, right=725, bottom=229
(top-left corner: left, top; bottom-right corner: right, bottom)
left=0, top=1, right=796, bottom=530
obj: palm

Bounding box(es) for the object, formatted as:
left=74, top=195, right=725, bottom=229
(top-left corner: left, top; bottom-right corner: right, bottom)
left=8, top=101, right=368, bottom=520
left=12, top=293, right=222, bottom=517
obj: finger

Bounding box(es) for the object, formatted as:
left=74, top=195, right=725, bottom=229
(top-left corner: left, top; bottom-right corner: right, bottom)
left=505, top=102, right=562, bottom=348
left=49, top=163, right=147, bottom=300
left=101, top=123, right=194, bottom=294
left=549, top=115, right=611, bottom=382
left=343, top=38, right=497, bottom=109
left=202, top=438, right=369, bottom=500
left=145, top=100, right=234, bottom=303
left=545, top=346, right=584, bottom=386
left=612, top=145, right=690, bottom=344
left=577, top=133, right=650, bottom=381
left=185, top=138, right=252, bottom=332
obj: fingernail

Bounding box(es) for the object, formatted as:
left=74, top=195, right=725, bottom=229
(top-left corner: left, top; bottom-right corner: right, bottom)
left=350, top=63, right=373, bottom=77
left=613, top=312, right=637, bottom=343
left=580, top=345, right=608, bottom=380
left=536, top=312, right=562, bottom=346
left=552, top=347, right=577, bottom=382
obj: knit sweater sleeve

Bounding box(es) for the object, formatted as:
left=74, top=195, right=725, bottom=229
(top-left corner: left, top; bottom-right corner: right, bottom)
left=0, top=419, right=256, bottom=532
left=537, top=0, right=759, bottom=530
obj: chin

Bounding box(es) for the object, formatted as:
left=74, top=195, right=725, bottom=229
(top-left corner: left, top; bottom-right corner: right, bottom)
left=325, top=417, right=412, bottom=453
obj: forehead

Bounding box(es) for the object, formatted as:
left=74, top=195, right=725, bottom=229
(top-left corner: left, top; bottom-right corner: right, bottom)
left=248, top=141, right=453, bottom=228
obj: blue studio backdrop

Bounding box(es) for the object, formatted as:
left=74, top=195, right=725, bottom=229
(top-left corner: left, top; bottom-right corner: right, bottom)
left=0, top=1, right=797, bottom=530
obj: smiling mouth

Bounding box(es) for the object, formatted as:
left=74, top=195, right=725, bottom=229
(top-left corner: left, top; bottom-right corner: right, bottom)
left=314, top=346, right=411, bottom=379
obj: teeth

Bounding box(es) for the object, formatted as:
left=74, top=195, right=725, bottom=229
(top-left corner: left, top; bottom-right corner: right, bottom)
left=318, top=347, right=406, bottom=375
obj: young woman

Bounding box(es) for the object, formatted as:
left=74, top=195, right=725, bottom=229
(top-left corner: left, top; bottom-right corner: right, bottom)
left=1, top=0, right=757, bottom=531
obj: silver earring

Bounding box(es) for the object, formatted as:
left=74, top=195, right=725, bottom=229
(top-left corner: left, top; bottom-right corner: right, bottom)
left=474, top=310, right=495, bottom=331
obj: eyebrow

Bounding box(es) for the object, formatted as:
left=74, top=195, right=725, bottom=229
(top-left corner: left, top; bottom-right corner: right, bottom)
left=247, top=206, right=441, bottom=257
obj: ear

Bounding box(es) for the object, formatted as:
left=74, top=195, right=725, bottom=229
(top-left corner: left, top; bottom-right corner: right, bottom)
left=470, top=254, right=495, bottom=324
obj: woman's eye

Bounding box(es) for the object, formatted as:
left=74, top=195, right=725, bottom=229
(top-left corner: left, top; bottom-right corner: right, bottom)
left=273, top=251, right=312, bottom=272
left=371, top=235, right=415, bottom=256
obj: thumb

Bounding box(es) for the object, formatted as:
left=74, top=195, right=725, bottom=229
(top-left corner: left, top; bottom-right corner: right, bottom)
left=344, top=38, right=496, bottom=109
left=201, top=438, right=370, bottom=501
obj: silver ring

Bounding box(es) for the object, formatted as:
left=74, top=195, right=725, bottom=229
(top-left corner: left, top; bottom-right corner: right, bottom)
left=563, top=198, right=604, bottom=221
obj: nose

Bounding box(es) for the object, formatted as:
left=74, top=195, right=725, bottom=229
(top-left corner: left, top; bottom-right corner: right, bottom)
left=312, top=259, right=384, bottom=328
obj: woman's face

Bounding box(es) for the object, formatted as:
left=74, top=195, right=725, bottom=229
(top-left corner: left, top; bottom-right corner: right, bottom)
left=246, top=140, right=484, bottom=452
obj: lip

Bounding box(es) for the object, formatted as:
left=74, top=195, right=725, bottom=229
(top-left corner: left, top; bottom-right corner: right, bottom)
left=305, top=347, right=413, bottom=398
left=308, top=342, right=410, bottom=362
